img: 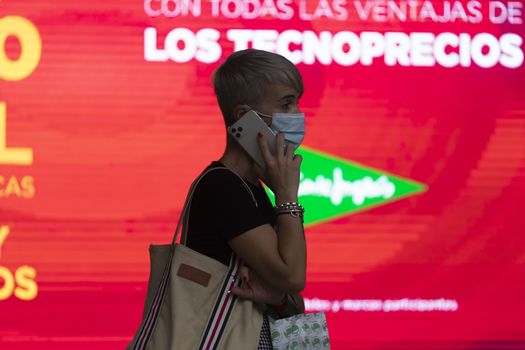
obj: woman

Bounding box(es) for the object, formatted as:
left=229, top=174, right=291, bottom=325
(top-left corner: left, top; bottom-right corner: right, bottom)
left=185, top=48, right=307, bottom=349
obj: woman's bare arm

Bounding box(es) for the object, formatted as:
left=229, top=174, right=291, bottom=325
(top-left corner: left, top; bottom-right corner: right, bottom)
left=229, top=133, right=306, bottom=292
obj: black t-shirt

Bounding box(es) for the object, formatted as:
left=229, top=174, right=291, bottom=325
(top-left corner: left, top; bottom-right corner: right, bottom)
left=185, top=161, right=275, bottom=266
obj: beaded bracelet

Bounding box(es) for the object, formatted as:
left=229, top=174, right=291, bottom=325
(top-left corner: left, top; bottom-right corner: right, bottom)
left=274, top=202, right=305, bottom=222
left=274, top=202, right=304, bottom=211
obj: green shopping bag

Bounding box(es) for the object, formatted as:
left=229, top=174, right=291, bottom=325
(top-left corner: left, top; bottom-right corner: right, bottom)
left=269, top=312, right=330, bottom=350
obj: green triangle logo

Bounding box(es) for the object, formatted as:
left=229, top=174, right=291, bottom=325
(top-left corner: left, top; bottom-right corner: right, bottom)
left=266, top=146, right=427, bottom=227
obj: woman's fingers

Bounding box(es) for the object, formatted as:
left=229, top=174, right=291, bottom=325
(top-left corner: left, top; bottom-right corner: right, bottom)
left=293, top=153, right=302, bottom=167
left=230, top=267, right=254, bottom=299
left=238, top=266, right=250, bottom=284
left=276, top=133, right=285, bottom=162
left=285, top=141, right=295, bottom=161
left=257, top=132, right=301, bottom=196
left=257, top=133, right=273, bottom=167
left=229, top=285, right=254, bottom=299
left=257, top=132, right=286, bottom=166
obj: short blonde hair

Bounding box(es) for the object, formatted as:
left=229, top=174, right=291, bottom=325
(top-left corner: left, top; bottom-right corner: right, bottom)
left=213, top=49, right=304, bottom=126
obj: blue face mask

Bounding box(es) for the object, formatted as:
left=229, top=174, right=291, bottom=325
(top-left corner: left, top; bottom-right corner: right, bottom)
left=254, top=110, right=305, bottom=149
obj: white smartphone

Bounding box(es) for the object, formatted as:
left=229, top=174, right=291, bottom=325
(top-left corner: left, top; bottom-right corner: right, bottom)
left=228, top=110, right=277, bottom=168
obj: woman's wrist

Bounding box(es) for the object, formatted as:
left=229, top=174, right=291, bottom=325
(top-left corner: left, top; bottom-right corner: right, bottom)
left=268, top=293, right=287, bottom=306
left=274, top=201, right=305, bottom=222
left=274, top=293, right=290, bottom=314
left=275, top=194, right=298, bottom=206
left=275, top=199, right=299, bottom=207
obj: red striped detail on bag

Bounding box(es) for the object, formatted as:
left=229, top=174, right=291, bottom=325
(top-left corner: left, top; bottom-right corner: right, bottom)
left=133, top=250, right=174, bottom=350
left=199, top=255, right=242, bottom=350
left=133, top=252, right=241, bottom=350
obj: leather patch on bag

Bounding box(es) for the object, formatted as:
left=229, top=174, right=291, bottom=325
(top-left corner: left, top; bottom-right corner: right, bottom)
left=177, top=263, right=211, bottom=287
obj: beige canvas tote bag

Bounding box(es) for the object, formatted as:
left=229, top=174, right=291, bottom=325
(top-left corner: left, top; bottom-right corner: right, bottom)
left=127, top=167, right=264, bottom=350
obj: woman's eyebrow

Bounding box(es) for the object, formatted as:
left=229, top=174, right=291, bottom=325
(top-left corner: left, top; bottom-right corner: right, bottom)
left=278, top=94, right=297, bottom=101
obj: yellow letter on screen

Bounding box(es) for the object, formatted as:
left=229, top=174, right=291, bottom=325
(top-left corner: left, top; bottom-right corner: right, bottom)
left=0, top=225, right=8, bottom=259
left=0, top=103, right=33, bottom=165
left=0, top=16, right=42, bottom=81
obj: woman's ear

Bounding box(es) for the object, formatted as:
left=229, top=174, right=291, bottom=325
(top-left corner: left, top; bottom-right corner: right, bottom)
left=232, top=104, right=251, bottom=123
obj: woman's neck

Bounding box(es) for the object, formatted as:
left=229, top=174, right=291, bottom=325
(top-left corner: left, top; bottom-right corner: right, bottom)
left=218, top=142, right=260, bottom=186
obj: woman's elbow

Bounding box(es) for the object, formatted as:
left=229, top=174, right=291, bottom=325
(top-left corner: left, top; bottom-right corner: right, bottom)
left=268, top=264, right=306, bottom=292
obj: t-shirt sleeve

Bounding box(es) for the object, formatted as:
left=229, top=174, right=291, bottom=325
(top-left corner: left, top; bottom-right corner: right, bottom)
left=194, top=169, right=269, bottom=241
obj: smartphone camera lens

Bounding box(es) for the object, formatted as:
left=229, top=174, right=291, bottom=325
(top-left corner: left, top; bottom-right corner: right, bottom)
left=231, top=127, right=237, bottom=133
left=238, top=127, right=243, bottom=132
left=236, top=133, right=241, bottom=138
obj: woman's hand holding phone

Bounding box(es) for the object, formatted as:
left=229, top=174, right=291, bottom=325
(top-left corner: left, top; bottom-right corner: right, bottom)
left=257, top=132, right=302, bottom=205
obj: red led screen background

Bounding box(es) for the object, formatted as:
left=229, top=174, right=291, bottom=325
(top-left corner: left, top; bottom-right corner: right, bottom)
left=1, top=0, right=524, bottom=349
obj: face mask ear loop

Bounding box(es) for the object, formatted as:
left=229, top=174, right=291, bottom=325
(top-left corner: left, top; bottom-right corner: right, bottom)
left=251, top=109, right=273, bottom=126
left=256, top=111, right=273, bottom=120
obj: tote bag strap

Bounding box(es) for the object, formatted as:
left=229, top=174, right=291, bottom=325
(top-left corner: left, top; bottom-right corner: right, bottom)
left=172, top=166, right=258, bottom=246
